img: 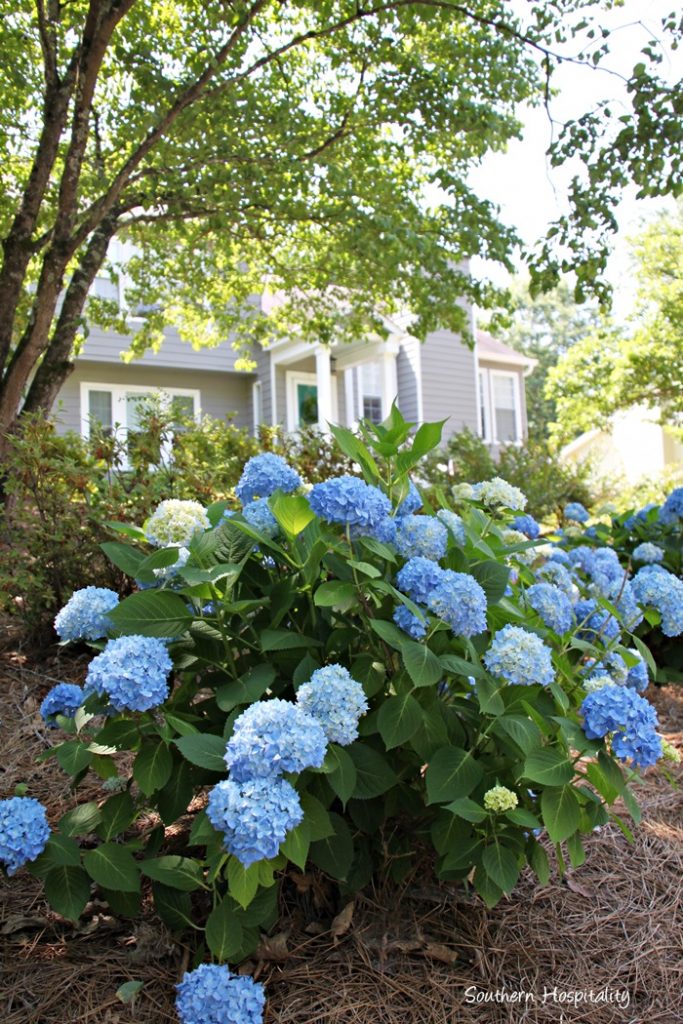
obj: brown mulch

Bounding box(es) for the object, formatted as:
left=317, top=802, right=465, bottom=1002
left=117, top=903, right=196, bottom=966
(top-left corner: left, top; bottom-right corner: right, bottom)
left=1, top=645, right=682, bottom=1024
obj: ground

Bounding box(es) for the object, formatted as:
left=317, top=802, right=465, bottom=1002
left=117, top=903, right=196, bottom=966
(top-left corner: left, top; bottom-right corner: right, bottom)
left=1, top=636, right=682, bottom=1024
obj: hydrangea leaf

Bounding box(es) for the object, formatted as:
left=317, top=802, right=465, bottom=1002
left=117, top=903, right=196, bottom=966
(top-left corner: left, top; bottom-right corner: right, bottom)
left=425, top=746, right=483, bottom=804
left=540, top=786, right=581, bottom=842
left=377, top=693, right=423, bottom=750
left=44, top=865, right=91, bottom=921
left=83, top=843, right=140, bottom=893
left=205, top=896, right=244, bottom=960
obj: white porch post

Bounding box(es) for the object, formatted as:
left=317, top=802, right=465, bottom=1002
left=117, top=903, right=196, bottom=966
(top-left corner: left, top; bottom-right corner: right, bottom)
left=315, top=346, right=334, bottom=432
left=379, top=348, right=399, bottom=419
left=343, top=368, right=356, bottom=427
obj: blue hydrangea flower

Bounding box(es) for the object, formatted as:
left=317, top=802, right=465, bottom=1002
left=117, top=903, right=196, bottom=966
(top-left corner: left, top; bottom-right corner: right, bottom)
left=587, top=547, right=624, bottom=592
left=483, top=625, right=554, bottom=687
left=397, top=480, right=423, bottom=516
left=580, top=684, right=661, bottom=768
left=660, top=486, right=683, bottom=525
left=54, top=587, right=119, bottom=642
left=309, top=475, right=391, bottom=529
left=40, top=683, right=84, bottom=726
left=631, top=565, right=683, bottom=637
left=575, top=599, right=621, bottom=644
left=472, top=478, right=527, bottom=511
left=632, top=542, right=664, bottom=564
left=534, top=560, right=575, bottom=596
left=436, top=509, right=466, bottom=546
left=368, top=516, right=398, bottom=545
left=526, top=583, right=574, bottom=634
left=394, top=515, right=448, bottom=561
left=296, top=665, right=369, bottom=745
left=144, top=499, right=209, bottom=547
left=427, top=570, right=487, bottom=637
left=176, top=963, right=265, bottom=1024
left=512, top=514, right=540, bottom=539
left=393, top=604, right=428, bottom=640
left=625, top=503, right=658, bottom=530
left=225, top=699, right=327, bottom=781
left=235, top=453, right=301, bottom=504
left=84, top=635, right=172, bottom=712
left=0, top=797, right=50, bottom=875
left=585, top=651, right=628, bottom=687
left=547, top=548, right=571, bottom=566
left=242, top=498, right=279, bottom=539
left=206, top=776, right=303, bottom=866
left=625, top=651, right=649, bottom=693
left=564, top=502, right=589, bottom=523
left=396, top=557, right=444, bottom=606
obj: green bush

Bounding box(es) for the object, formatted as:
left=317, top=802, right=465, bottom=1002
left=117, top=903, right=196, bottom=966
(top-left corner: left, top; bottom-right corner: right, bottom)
left=6, top=409, right=673, bottom=1009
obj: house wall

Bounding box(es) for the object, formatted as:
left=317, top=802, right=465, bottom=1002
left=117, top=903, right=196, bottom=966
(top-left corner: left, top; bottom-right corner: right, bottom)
left=76, top=324, right=246, bottom=372
left=420, top=329, right=478, bottom=439
left=396, top=336, right=421, bottom=423
left=53, top=360, right=254, bottom=434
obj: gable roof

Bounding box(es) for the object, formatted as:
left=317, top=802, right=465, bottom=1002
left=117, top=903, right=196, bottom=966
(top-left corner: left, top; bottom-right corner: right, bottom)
left=476, top=330, right=537, bottom=374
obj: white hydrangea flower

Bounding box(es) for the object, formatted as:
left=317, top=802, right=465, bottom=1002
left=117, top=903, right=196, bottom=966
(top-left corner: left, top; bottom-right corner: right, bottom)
left=144, top=499, right=210, bottom=547
left=473, top=477, right=527, bottom=511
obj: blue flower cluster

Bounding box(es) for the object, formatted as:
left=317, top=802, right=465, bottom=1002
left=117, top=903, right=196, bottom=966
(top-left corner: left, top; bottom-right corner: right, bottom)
left=632, top=542, right=664, bottom=564
left=225, top=699, right=327, bottom=781
left=564, top=502, right=589, bottom=523
left=394, top=515, right=448, bottom=561
left=206, top=776, right=303, bottom=866
left=54, top=587, right=119, bottom=642
left=176, top=963, right=265, bottom=1024
left=581, top=684, right=662, bottom=768
left=242, top=498, right=279, bottom=539
left=395, top=557, right=443, bottom=606
left=526, top=583, right=574, bottom=634
left=585, top=651, right=628, bottom=687
left=397, top=480, right=423, bottom=516
left=436, top=509, right=466, bottom=546
left=660, top=486, right=683, bottom=525
left=472, top=477, right=527, bottom=510
left=235, top=453, right=301, bottom=504
left=547, top=547, right=570, bottom=566
left=483, top=624, right=554, bottom=687
left=40, top=683, right=84, bottom=726
left=393, top=604, right=427, bottom=640
left=309, top=475, right=391, bottom=530
left=626, top=651, right=649, bottom=693
left=631, top=565, right=683, bottom=637
left=85, top=635, right=172, bottom=711
left=535, top=560, right=575, bottom=596
left=144, top=499, right=209, bottom=548
left=296, top=665, right=369, bottom=745
left=625, top=503, right=658, bottom=530
left=0, top=797, right=50, bottom=875
left=575, top=599, right=621, bottom=644
left=428, top=569, right=487, bottom=637
left=512, top=514, right=540, bottom=539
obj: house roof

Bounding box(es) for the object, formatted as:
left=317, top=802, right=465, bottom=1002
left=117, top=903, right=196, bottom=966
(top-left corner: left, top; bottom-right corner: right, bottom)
left=476, top=331, right=537, bottom=374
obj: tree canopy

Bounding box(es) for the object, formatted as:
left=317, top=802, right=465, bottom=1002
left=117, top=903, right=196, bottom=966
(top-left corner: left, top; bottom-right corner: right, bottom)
left=0, top=0, right=681, bottom=439
left=546, top=200, right=683, bottom=447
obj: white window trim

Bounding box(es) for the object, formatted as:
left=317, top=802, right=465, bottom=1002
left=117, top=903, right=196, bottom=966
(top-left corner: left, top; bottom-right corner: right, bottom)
left=252, top=380, right=262, bottom=436
left=478, top=369, right=492, bottom=443
left=478, top=368, right=523, bottom=445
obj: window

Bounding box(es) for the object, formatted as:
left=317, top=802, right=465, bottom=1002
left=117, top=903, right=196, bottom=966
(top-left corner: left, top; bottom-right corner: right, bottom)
left=286, top=372, right=318, bottom=431
left=81, top=384, right=200, bottom=465
left=478, top=369, right=522, bottom=444
left=358, top=361, right=383, bottom=424
left=88, top=390, right=113, bottom=435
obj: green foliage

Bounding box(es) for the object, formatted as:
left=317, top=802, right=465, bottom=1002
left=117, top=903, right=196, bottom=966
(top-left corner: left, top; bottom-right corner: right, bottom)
left=17, top=404, right=669, bottom=976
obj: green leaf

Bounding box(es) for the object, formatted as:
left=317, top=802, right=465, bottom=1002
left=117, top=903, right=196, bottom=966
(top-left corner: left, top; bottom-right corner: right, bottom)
left=445, top=797, right=487, bottom=823
left=328, top=424, right=380, bottom=482
left=270, top=492, right=315, bottom=535
left=528, top=841, right=550, bottom=884
left=83, top=843, right=140, bottom=892
left=180, top=562, right=241, bottom=588
left=260, top=629, right=322, bottom=651
left=152, top=882, right=194, bottom=932
left=541, top=786, right=580, bottom=842
left=133, top=740, right=173, bottom=796
left=97, top=791, right=136, bottom=841
left=326, top=744, right=357, bottom=806
left=630, top=634, right=657, bottom=678
left=348, top=743, right=397, bottom=799
left=59, top=802, right=102, bottom=837
left=95, top=719, right=141, bottom=750
left=410, top=420, right=446, bottom=460
left=300, top=792, right=334, bottom=841
left=156, top=760, right=194, bottom=825
left=469, top=560, right=510, bottom=604
left=523, top=748, right=574, bottom=786
left=566, top=832, right=585, bottom=868
left=425, top=746, right=483, bottom=804
left=28, top=834, right=81, bottom=879
left=116, top=981, right=144, bottom=1005
left=482, top=843, right=520, bottom=893
left=314, top=580, right=357, bottom=610
left=101, top=888, right=142, bottom=918
left=348, top=559, right=381, bottom=578
left=440, top=654, right=485, bottom=679
left=473, top=866, right=504, bottom=908
left=205, top=896, right=244, bottom=960
left=474, top=675, right=505, bottom=715
left=100, top=541, right=145, bottom=577
left=369, top=618, right=407, bottom=650
left=215, top=664, right=276, bottom=712
left=107, top=590, right=191, bottom=637
left=192, top=518, right=254, bottom=566
left=56, top=740, right=92, bottom=776
left=505, top=807, right=541, bottom=828
left=280, top=818, right=311, bottom=870
left=44, top=865, right=91, bottom=920
left=140, top=856, right=204, bottom=891
left=492, top=715, right=542, bottom=755
left=227, top=858, right=261, bottom=910
left=377, top=693, right=423, bottom=749
left=309, top=813, right=354, bottom=880
left=401, top=641, right=442, bottom=688
left=175, top=733, right=226, bottom=772
left=135, top=546, right=182, bottom=581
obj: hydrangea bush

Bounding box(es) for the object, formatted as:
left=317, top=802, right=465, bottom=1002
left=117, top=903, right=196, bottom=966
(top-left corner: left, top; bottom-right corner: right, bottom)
left=3, top=408, right=678, bottom=1022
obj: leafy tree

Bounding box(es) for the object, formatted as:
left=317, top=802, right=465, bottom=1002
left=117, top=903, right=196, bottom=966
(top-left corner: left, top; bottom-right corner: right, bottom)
left=546, top=201, right=683, bottom=446
left=0, top=0, right=681, bottom=448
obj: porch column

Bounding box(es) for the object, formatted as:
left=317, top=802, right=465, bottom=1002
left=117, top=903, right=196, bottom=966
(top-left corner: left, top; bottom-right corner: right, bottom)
left=315, top=346, right=334, bottom=432
left=344, top=368, right=356, bottom=427
left=380, top=348, right=398, bottom=419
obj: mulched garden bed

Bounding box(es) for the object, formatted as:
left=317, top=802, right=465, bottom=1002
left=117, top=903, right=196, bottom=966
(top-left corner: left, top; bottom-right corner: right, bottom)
left=1, top=642, right=681, bottom=1024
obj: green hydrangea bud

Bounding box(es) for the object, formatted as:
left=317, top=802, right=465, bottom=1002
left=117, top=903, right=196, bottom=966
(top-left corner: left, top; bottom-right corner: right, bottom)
left=583, top=674, right=613, bottom=694
left=483, top=785, right=518, bottom=813
left=661, top=738, right=681, bottom=764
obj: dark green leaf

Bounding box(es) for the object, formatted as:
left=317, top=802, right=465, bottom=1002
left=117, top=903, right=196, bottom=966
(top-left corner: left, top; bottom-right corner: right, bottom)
left=482, top=843, right=520, bottom=893
left=97, top=791, right=136, bottom=841
left=100, top=541, right=145, bottom=577
left=426, top=746, right=483, bottom=804
left=56, top=741, right=92, bottom=776
left=326, top=744, right=357, bottom=806
left=280, top=819, right=311, bottom=870
left=541, top=786, right=580, bottom=842
left=523, top=748, right=574, bottom=786
left=156, top=760, right=194, bottom=825
left=107, top=590, right=191, bottom=637
left=44, top=865, right=91, bottom=920
left=309, top=813, right=354, bottom=880
left=215, top=664, right=276, bottom=712
left=260, top=629, right=321, bottom=651
left=59, top=802, right=102, bottom=837
left=469, top=560, right=510, bottom=604
left=377, top=693, right=423, bottom=749
left=83, top=843, right=140, bottom=892
left=175, top=733, right=226, bottom=772
left=205, top=897, right=244, bottom=960
left=401, top=641, right=442, bottom=688
left=133, top=740, right=173, bottom=796
left=140, top=856, right=204, bottom=891
left=348, top=743, right=397, bottom=799
left=152, top=882, right=194, bottom=932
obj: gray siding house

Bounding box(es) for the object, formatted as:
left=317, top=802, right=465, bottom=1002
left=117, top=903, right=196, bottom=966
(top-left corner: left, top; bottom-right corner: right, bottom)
left=52, top=295, right=534, bottom=448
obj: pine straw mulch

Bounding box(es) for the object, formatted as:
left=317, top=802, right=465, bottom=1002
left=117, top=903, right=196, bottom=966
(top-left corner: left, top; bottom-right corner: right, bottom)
left=1, top=643, right=682, bottom=1024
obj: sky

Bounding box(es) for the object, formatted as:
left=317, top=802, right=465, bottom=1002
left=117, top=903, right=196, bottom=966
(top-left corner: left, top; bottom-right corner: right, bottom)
left=468, top=0, right=679, bottom=322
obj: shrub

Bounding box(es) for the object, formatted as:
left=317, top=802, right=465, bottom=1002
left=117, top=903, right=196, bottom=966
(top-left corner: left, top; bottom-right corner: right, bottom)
left=2, top=408, right=676, bottom=1022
